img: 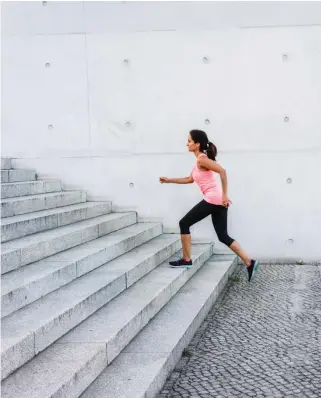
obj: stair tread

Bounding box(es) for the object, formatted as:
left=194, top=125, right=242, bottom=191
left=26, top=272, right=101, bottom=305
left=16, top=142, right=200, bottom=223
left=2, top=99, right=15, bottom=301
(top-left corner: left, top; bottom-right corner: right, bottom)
left=1, top=223, right=165, bottom=318
left=1, top=246, right=220, bottom=398
left=1, top=201, right=110, bottom=226
left=1, top=342, right=106, bottom=398
left=59, top=244, right=211, bottom=347
left=1, top=169, right=36, bottom=183
left=1, top=212, right=135, bottom=251
left=1, top=168, right=36, bottom=172
left=1, top=179, right=60, bottom=187
left=1, top=180, right=62, bottom=199
left=0, top=158, right=12, bottom=170
left=81, top=256, right=236, bottom=398
left=1, top=224, right=167, bottom=296
left=1, top=232, right=179, bottom=353
left=1, top=190, right=84, bottom=204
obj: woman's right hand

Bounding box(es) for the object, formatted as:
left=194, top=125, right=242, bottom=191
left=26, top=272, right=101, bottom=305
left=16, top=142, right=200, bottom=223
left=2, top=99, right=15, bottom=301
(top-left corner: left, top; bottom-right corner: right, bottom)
left=159, top=177, right=170, bottom=184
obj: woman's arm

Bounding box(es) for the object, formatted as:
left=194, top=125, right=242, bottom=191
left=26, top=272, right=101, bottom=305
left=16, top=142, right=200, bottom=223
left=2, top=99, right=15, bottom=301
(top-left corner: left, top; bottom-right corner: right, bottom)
left=198, top=156, right=228, bottom=194
left=199, top=157, right=231, bottom=207
left=160, top=173, right=194, bottom=184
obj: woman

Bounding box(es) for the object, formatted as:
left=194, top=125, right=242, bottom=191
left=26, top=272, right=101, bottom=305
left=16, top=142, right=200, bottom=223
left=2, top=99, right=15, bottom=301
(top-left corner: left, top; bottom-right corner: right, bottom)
left=160, top=129, right=259, bottom=282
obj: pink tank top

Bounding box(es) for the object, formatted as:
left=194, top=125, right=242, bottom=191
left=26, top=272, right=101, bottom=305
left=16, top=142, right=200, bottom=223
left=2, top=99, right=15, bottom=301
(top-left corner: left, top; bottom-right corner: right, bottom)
left=192, top=155, right=223, bottom=205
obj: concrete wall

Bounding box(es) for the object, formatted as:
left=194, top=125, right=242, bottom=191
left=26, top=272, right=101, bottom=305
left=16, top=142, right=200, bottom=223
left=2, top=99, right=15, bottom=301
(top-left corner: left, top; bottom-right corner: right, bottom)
left=2, top=1, right=321, bottom=260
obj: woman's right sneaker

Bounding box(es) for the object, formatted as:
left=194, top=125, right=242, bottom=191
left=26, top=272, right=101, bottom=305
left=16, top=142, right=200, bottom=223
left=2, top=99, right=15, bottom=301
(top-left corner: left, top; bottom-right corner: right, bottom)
left=169, top=258, right=193, bottom=269
left=247, top=259, right=260, bottom=282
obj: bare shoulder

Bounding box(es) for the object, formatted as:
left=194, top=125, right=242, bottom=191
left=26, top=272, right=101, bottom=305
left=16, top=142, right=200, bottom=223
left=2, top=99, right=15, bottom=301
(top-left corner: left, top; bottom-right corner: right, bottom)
left=198, top=154, right=211, bottom=166
left=199, top=156, right=225, bottom=173
left=197, top=153, right=207, bottom=163
left=197, top=153, right=207, bottom=159
left=197, top=153, right=209, bottom=170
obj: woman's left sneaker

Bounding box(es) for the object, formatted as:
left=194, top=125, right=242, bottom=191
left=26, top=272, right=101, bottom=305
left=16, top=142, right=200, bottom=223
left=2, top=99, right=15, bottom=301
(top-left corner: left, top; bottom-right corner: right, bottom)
left=169, top=258, right=193, bottom=268
left=247, top=259, right=260, bottom=282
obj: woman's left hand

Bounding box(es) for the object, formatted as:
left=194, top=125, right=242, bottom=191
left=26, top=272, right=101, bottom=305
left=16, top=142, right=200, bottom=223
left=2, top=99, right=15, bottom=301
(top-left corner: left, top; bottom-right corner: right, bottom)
left=222, top=194, right=232, bottom=208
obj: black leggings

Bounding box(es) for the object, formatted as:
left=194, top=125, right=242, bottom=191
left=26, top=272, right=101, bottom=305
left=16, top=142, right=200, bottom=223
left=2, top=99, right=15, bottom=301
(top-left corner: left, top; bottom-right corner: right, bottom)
left=179, top=200, right=235, bottom=247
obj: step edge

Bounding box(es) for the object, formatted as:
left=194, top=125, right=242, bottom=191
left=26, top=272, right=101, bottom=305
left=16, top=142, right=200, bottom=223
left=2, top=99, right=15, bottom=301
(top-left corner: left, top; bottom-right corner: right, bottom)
left=81, top=254, right=237, bottom=398
left=1, top=234, right=183, bottom=380
left=1, top=243, right=212, bottom=394
left=1, top=225, right=166, bottom=316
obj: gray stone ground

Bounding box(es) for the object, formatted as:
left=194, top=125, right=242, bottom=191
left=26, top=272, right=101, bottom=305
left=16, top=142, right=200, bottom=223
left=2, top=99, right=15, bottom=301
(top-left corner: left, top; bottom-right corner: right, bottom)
left=158, top=262, right=321, bottom=398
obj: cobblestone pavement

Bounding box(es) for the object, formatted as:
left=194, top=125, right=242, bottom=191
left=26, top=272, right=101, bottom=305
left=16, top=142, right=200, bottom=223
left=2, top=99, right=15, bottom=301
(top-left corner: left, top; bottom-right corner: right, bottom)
left=158, top=263, right=321, bottom=398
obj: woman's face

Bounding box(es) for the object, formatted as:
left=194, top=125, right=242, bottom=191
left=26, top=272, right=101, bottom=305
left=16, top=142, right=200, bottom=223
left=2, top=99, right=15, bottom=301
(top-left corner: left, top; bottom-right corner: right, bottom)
left=187, top=135, right=199, bottom=152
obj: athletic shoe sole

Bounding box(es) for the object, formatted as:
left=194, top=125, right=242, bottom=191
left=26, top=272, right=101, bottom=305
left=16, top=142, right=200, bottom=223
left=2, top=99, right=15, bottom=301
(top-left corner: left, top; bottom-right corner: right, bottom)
left=170, top=265, right=193, bottom=269
left=251, top=260, right=260, bottom=281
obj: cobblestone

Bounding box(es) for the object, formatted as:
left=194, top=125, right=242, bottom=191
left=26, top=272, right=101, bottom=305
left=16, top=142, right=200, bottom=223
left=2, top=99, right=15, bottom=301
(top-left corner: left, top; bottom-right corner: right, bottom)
left=158, top=262, right=321, bottom=397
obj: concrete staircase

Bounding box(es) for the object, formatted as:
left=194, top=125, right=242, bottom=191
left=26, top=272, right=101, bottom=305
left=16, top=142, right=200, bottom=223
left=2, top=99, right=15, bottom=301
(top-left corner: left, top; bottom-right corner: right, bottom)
left=1, top=157, right=238, bottom=397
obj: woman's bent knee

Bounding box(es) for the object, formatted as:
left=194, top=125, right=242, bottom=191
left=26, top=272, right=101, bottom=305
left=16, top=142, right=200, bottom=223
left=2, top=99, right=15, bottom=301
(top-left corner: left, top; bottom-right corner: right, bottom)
left=179, top=219, right=190, bottom=235
left=218, top=235, right=234, bottom=247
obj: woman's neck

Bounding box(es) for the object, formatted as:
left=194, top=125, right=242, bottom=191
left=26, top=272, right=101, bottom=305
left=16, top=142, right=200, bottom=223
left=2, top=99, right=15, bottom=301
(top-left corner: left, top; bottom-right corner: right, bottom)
left=194, top=149, right=202, bottom=157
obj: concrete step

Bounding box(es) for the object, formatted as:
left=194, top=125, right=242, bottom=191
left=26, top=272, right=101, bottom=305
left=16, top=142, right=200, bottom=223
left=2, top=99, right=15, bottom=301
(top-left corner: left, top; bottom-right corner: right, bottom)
left=1, top=222, right=165, bottom=317
left=1, top=169, right=36, bottom=183
left=1, top=201, right=111, bottom=242
left=81, top=254, right=238, bottom=398
left=2, top=343, right=106, bottom=398
left=1, top=245, right=215, bottom=397
left=1, top=212, right=137, bottom=274
left=1, top=158, right=12, bottom=170
left=1, top=190, right=87, bottom=219
left=1, top=180, right=62, bottom=199
left=1, top=233, right=181, bottom=381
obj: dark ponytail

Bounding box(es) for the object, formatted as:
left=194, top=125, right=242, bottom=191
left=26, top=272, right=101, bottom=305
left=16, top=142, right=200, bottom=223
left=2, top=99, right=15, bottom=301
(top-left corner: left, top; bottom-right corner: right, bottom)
left=206, top=142, right=217, bottom=161
left=190, top=129, right=218, bottom=161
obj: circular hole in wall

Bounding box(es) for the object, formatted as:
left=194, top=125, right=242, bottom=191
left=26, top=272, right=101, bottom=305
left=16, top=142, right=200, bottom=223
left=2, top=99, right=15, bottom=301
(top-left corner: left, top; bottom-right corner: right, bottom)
left=48, top=125, right=53, bottom=130
left=125, top=121, right=131, bottom=128
left=282, top=53, right=288, bottom=61
left=45, top=62, right=51, bottom=68
left=129, top=183, right=134, bottom=188
left=286, top=178, right=292, bottom=184
left=288, top=239, right=294, bottom=244
left=203, top=57, right=209, bottom=63
left=42, top=1, right=47, bottom=6
left=284, top=116, right=289, bottom=123
left=205, top=119, right=210, bottom=125
left=123, top=59, right=129, bottom=66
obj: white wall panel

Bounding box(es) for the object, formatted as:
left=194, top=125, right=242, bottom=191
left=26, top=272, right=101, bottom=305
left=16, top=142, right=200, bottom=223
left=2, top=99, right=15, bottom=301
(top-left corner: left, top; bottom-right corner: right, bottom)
left=84, top=2, right=321, bottom=34
left=3, top=2, right=321, bottom=37
left=1, top=34, right=89, bottom=156
left=1, top=1, right=85, bottom=36
left=87, top=28, right=321, bottom=156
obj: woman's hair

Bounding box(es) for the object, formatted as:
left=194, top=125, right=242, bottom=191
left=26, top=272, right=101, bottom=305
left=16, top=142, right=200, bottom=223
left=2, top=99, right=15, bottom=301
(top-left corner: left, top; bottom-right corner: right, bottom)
left=189, top=129, right=217, bottom=161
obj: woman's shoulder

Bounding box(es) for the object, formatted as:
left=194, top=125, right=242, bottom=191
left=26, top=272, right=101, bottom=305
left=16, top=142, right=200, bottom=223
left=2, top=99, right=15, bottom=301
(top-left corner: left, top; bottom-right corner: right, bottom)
left=197, top=153, right=209, bottom=165
left=197, top=153, right=207, bottom=159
